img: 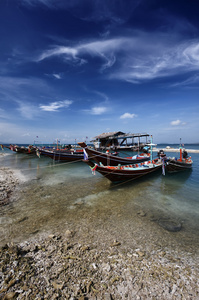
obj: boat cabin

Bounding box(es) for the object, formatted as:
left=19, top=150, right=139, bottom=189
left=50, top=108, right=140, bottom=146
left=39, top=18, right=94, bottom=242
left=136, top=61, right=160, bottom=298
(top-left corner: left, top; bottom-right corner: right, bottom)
left=91, top=131, right=150, bottom=151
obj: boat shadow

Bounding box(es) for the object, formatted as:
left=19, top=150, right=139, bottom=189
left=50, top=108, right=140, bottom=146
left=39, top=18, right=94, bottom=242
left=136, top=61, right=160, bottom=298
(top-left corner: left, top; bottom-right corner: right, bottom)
left=165, top=168, right=192, bottom=181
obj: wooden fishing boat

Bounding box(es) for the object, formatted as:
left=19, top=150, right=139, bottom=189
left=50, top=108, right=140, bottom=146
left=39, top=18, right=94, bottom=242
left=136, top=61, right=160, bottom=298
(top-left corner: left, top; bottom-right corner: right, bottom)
left=78, top=142, right=150, bottom=166
left=9, top=145, right=37, bottom=154
left=0, top=144, right=10, bottom=150
left=83, top=158, right=162, bottom=183
left=38, top=148, right=84, bottom=161
left=166, top=148, right=193, bottom=172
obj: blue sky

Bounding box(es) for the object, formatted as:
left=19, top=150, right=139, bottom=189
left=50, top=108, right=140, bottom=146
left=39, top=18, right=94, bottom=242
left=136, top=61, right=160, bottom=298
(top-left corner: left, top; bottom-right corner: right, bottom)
left=0, top=0, right=199, bottom=145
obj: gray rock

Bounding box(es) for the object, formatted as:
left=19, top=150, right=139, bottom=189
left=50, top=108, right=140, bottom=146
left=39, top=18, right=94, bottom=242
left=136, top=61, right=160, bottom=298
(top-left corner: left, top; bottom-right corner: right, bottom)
left=158, top=219, right=182, bottom=232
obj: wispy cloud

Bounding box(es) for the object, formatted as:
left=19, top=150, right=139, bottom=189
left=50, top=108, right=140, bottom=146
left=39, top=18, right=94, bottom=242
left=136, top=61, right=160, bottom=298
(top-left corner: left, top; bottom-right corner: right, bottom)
left=36, top=38, right=125, bottom=72
left=22, top=0, right=142, bottom=24
left=0, top=76, right=54, bottom=119
left=170, top=74, right=199, bottom=87
left=17, top=101, right=41, bottom=120
left=84, top=106, right=109, bottom=115
left=22, top=132, right=30, bottom=137
left=21, top=0, right=55, bottom=9
left=37, top=46, right=87, bottom=66
left=120, top=113, right=137, bottom=119
left=38, top=46, right=77, bottom=61
left=39, top=100, right=73, bottom=112
left=89, top=90, right=109, bottom=102
left=100, top=53, right=116, bottom=72
left=170, top=119, right=187, bottom=126
left=53, top=73, right=62, bottom=79
left=36, top=35, right=199, bottom=83
left=110, top=38, right=199, bottom=83
left=90, top=106, right=108, bottom=115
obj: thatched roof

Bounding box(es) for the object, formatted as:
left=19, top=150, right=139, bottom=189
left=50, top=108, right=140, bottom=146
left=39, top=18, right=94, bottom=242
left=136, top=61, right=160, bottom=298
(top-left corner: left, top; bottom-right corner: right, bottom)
left=92, top=131, right=150, bottom=141
left=93, top=131, right=125, bottom=139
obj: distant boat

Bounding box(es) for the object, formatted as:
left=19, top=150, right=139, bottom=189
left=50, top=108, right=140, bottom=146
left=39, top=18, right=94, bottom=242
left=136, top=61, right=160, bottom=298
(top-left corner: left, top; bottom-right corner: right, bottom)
left=38, top=148, right=84, bottom=162
left=78, top=142, right=150, bottom=166
left=165, top=148, right=193, bottom=172
left=83, top=158, right=162, bottom=183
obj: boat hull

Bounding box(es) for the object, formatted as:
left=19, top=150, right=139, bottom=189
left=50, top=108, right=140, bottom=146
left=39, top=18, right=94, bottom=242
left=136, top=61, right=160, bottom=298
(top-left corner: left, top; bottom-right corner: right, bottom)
left=39, top=149, right=84, bottom=161
left=166, top=159, right=192, bottom=172
left=78, top=142, right=150, bottom=166
left=84, top=159, right=162, bottom=183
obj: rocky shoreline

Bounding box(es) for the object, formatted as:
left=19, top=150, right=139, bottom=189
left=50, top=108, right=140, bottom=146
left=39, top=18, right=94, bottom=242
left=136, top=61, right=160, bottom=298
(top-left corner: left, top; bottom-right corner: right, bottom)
left=0, top=165, right=198, bottom=299
left=0, top=166, right=19, bottom=206
left=0, top=231, right=198, bottom=300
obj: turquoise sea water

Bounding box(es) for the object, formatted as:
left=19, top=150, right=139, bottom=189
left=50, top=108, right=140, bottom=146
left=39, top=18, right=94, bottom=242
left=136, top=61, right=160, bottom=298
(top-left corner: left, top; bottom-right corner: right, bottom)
left=0, top=144, right=199, bottom=254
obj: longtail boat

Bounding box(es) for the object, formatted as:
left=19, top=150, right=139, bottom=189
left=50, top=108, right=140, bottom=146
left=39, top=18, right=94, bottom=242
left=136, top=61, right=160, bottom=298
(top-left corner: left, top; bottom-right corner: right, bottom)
left=9, top=145, right=37, bottom=154
left=38, top=148, right=84, bottom=162
left=83, top=158, right=162, bottom=183
left=78, top=142, right=150, bottom=166
left=166, top=148, right=193, bottom=172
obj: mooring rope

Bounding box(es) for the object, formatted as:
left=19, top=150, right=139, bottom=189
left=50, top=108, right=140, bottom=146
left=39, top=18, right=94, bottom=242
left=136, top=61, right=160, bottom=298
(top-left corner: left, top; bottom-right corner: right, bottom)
left=1, top=149, right=160, bottom=189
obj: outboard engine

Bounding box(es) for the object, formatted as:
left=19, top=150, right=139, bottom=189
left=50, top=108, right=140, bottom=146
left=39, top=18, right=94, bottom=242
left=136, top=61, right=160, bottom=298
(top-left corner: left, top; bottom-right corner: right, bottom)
left=183, top=150, right=188, bottom=159
left=143, top=146, right=149, bottom=153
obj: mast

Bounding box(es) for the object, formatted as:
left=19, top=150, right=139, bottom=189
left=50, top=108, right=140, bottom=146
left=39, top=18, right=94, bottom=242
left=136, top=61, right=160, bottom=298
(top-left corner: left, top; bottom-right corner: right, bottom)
left=179, top=137, right=182, bottom=161
left=57, top=139, right=59, bottom=150
left=150, top=135, right=153, bottom=162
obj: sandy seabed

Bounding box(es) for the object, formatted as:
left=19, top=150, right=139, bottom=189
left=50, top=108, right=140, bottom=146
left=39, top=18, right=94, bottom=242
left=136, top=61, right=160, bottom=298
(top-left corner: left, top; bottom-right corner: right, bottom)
left=0, top=165, right=198, bottom=300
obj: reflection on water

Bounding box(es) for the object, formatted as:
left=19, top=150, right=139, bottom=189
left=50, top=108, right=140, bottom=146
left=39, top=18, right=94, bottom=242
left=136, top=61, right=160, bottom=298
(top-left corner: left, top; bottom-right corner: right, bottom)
left=0, top=149, right=199, bottom=255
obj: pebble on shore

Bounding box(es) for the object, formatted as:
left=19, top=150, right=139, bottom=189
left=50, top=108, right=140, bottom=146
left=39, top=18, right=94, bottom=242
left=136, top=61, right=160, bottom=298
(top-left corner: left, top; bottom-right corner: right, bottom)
left=0, top=167, right=19, bottom=206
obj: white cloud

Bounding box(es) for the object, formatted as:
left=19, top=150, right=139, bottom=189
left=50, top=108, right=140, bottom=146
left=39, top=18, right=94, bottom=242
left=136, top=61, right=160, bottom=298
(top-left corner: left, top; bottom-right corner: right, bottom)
left=171, top=120, right=181, bottom=126
left=170, top=119, right=187, bottom=126
left=83, top=106, right=108, bottom=115
left=90, top=106, right=108, bottom=115
left=22, top=133, right=30, bottom=136
left=39, top=100, right=73, bottom=112
left=53, top=74, right=62, bottom=79
left=120, top=113, right=137, bottom=119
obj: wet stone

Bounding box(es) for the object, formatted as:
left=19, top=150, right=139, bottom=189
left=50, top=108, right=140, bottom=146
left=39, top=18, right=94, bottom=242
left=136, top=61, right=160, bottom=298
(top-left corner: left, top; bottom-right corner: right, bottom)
left=158, top=219, right=182, bottom=232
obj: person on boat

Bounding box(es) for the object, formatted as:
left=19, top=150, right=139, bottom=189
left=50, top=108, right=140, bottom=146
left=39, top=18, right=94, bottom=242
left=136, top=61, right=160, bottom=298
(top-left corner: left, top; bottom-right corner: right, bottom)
left=157, top=149, right=166, bottom=159
left=110, top=146, right=119, bottom=156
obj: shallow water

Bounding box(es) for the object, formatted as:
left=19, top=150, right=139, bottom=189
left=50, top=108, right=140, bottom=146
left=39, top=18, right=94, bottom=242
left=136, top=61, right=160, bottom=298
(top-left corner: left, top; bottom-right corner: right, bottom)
left=0, top=146, right=199, bottom=255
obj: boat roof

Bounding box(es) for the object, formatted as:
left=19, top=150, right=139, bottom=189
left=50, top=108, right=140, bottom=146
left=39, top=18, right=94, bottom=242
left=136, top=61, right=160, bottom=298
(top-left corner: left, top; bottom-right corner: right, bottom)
left=92, top=131, right=150, bottom=140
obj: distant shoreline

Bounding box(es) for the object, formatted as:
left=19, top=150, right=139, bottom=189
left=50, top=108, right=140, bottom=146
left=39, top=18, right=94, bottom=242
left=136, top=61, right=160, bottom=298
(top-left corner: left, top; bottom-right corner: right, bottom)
left=153, top=148, right=199, bottom=153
